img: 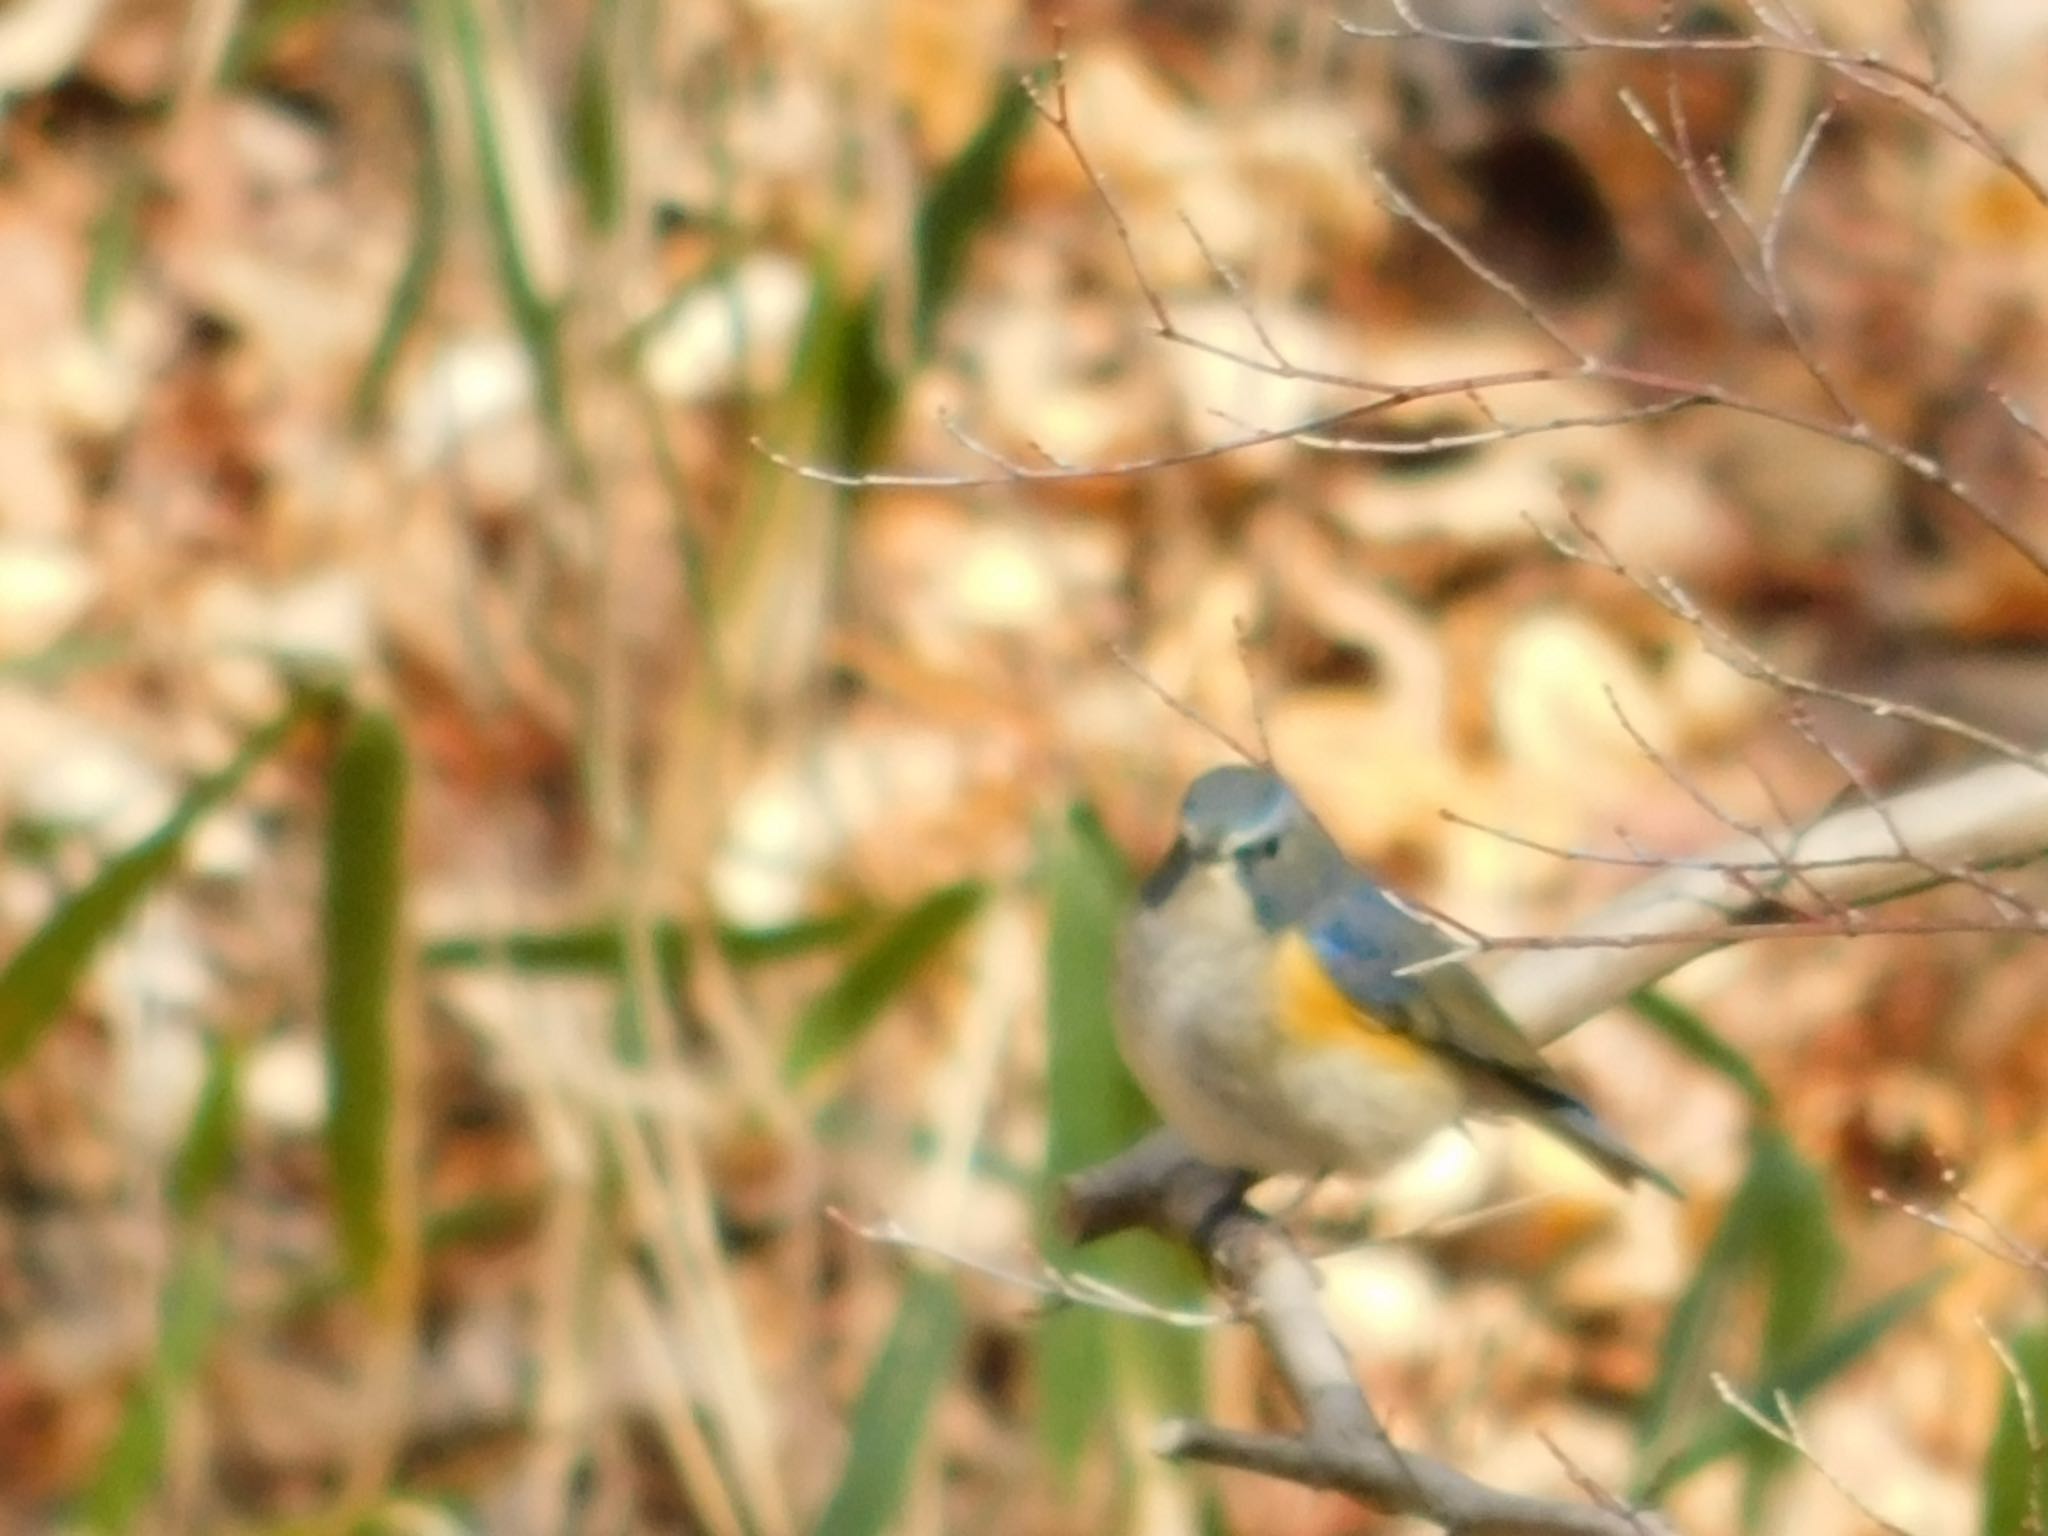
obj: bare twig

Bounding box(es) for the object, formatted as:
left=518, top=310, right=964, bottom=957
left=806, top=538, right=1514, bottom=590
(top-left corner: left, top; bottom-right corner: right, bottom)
left=1109, top=644, right=1267, bottom=766
left=1540, top=512, right=2048, bottom=774
left=1157, top=1421, right=1663, bottom=1536
left=1058, top=1131, right=1672, bottom=1536
left=1343, top=0, right=2048, bottom=208
left=1872, top=1164, right=2048, bottom=1276
left=1711, top=1376, right=1914, bottom=1536
left=829, top=1208, right=1225, bottom=1329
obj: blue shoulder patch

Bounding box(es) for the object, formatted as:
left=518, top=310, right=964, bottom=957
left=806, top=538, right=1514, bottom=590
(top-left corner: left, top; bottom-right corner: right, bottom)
left=1303, top=885, right=1431, bottom=1015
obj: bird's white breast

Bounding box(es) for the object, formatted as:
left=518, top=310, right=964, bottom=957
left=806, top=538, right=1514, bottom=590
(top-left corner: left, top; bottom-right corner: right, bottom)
left=1116, top=863, right=1462, bottom=1175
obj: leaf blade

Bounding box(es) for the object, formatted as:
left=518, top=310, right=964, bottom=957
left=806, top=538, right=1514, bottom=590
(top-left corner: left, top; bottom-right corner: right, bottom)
left=323, top=709, right=409, bottom=1292
left=0, top=701, right=308, bottom=1074
left=783, top=882, right=986, bottom=1084
left=1037, top=806, right=1203, bottom=1476
left=1642, top=1272, right=1947, bottom=1500
left=1982, top=1325, right=2048, bottom=1536
left=813, top=1268, right=966, bottom=1536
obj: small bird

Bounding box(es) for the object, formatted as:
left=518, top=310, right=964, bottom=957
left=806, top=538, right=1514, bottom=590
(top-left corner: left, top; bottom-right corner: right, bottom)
left=1118, top=763, right=1677, bottom=1196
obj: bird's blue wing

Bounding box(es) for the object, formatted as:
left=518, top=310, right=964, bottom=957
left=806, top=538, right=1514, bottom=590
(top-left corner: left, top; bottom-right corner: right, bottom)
left=1301, top=883, right=1437, bottom=1018
left=1301, top=880, right=1681, bottom=1193
left=1302, top=880, right=1555, bottom=1072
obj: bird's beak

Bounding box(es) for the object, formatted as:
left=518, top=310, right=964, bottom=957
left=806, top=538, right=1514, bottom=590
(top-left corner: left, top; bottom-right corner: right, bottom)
left=1138, top=834, right=1193, bottom=907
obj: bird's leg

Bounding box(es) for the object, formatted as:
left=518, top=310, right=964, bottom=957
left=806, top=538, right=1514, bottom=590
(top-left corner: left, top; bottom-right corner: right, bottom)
left=1189, top=1167, right=1259, bottom=1258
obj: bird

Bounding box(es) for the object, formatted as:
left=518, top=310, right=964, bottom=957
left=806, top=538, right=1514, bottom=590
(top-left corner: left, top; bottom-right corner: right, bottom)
left=1117, top=763, right=1678, bottom=1197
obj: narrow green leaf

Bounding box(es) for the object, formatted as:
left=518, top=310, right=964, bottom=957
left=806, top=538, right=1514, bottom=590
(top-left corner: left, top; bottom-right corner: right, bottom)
left=351, top=140, right=446, bottom=433
left=753, top=71, right=1029, bottom=493
left=814, top=1268, right=965, bottom=1536
left=912, top=82, right=1035, bottom=357
left=1750, top=1132, right=1842, bottom=1367
left=80, top=1235, right=227, bottom=1534
left=441, top=0, right=568, bottom=431
left=1041, top=806, right=1152, bottom=1180
left=1632, top=988, right=1774, bottom=1111
left=723, top=912, right=875, bottom=965
left=421, top=920, right=682, bottom=975
left=1983, top=1326, right=2048, bottom=1536
left=1636, top=1139, right=1767, bottom=1457
left=568, top=0, right=625, bottom=233
left=1742, top=1129, right=1844, bottom=1525
left=1036, top=805, right=1129, bottom=1475
left=419, top=909, right=867, bottom=975
left=0, top=701, right=309, bottom=1073
left=85, top=162, right=148, bottom=336
left=1642, top=1272, right=1947, bottom=1500
left=1037, top=806, right=1201, bottom=1477
left=169, top=1041, right=243, bottom=1220
left=783, top=882, right=986, bottom=1084
left=1636, top=1120, right=1839, bottom=1513
left=800, top=284, right=898, bottom=485
left=323, top=710, right=409, bottom=1291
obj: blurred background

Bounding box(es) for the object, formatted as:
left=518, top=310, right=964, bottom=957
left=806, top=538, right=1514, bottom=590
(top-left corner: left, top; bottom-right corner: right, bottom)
left=2, top=0, right=2048, bottom=1532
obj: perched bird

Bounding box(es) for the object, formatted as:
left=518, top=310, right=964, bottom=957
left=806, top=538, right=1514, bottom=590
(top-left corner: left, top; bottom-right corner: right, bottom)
left=1118, top=764, right=1677, bottom=1195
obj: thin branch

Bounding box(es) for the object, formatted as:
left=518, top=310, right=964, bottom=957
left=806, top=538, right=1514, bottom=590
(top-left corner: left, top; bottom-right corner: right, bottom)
left=1109, top=643, right=1267, bottom=766
left=1710, top=1376, right=1914, bottom=1536
left=830, top=1209, right=1225, bottom=1328
left=1872, top=1164, right=2048, bottom=1276
left=1362, top=160, right=1596, bottom=364
left=1058, top=1131, right=1671, bottom=1536
left=1342, top=0, right=2048, bottom=209
left=1158, top=1421, right=1665, bottom=1536
left=1542, top=512, right=2048, bottom=774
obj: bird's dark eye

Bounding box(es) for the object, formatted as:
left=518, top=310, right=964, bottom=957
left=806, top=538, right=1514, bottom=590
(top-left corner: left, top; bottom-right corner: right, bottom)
left=1238, top=834, right=1282, bottom=862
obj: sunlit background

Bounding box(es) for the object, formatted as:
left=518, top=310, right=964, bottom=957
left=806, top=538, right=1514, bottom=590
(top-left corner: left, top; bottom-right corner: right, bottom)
left=2, top=1, right=2048, bottom=1532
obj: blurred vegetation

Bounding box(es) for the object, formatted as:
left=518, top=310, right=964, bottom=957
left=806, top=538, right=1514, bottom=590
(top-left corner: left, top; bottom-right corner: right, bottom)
left=2, top=3, right=2047, bottom=1535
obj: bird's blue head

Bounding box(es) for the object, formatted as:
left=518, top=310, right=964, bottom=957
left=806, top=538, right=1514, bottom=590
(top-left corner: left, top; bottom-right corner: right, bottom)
left=1139, top=765, right=1346, bottom=928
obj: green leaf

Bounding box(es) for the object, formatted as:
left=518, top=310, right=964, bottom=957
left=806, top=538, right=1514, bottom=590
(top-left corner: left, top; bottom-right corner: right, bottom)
left=1041, top=805, right=1149, bottom=1182
left=419, top=909, right=867, bottom=976
left=1983, top=1325, right=2048, bottom=1536
left=1636, top=1125, right=1776, bottom=1456
left=85, top=162, right=148, bottom=336
left=438, top=0, right=568, bottom=432
left=1037, top=806, right=1137, bottom=1475
left=750, top=71, right=1032, bottom=492
left=323, top=710, right=409, bottom=1292
left=1632, top=988, right=1774, bottom=1111
left=912, top=82, right=1035, bottom=358
left=80, top=1235, right=227, bottom=1534
left=568, top=0, right=625, bottom=233
left=1036, top=806, right=1202, bottom=1479
left=351, top=138, right=446, bottom=433
left=814, top=1268, right=965, bottom=1536
left=1642, top=1272, right=1946, bottom=1500
left=1636, top=1122, right=1842, bottom=1522
left=1742, top=1130, right=1845, bottom=1524
left=783, top=882, right=986, bottom=1084
left=169, top=1040, right=243, bottom=1221
left=0, top=701, right=309, bottom=1074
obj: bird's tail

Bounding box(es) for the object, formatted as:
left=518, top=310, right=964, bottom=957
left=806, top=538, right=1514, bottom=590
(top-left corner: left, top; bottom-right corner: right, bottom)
left=1538, top=1093, right=1683, bottom=1198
